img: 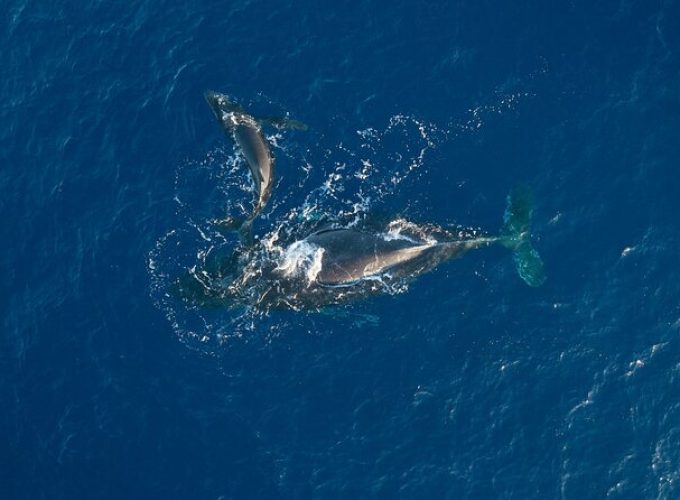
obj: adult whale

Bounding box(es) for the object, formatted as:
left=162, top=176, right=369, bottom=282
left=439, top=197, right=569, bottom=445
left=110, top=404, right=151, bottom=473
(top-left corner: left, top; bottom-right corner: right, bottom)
left=176, top=187, right=545, bottom=311
left=204, top=90, right=306, bottom=240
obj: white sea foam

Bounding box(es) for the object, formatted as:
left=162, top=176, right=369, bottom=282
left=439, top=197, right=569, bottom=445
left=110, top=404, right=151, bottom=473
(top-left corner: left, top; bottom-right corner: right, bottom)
left=382, top=223, right=420, bottom=243
left=275, top=240, right=325, bottom=285
left=384, top=219, right=437, bottom=244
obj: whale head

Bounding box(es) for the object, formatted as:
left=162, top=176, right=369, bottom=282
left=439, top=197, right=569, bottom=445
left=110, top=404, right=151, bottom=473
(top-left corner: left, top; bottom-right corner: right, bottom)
left=204, top=90, right=244, bottom=121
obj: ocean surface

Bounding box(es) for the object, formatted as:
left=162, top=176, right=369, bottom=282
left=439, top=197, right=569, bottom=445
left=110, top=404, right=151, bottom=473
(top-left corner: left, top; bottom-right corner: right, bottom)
left=3, top=0, right=680, bottom=498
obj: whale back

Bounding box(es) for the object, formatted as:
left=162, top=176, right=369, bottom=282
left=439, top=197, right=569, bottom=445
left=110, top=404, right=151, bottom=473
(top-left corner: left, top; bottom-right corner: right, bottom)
left=204, top=90, right=275, bottom=227
left=305, top=228, right=437, bottom=285
left=232, top=120, right=274, bottom=201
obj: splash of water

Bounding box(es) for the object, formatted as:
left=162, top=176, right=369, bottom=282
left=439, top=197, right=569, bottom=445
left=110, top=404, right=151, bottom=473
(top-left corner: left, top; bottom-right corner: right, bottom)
left=274, top=240, right=325, bottom=286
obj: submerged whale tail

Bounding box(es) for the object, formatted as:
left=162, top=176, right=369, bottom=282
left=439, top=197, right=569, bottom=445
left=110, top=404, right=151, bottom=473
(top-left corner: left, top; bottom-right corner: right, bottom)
left=500, top=186, right=546, bottom=287
left=214, top=216, right=255, bottom=246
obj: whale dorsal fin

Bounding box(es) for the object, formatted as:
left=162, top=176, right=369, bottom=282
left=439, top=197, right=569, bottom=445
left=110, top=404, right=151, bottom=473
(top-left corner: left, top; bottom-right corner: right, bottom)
left=310, top=223, right=342, bottom=236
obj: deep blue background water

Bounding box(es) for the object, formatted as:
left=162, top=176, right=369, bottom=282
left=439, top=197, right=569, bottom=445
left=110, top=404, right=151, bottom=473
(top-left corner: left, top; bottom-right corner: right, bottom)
left=3, top=0, right=680, bottom=498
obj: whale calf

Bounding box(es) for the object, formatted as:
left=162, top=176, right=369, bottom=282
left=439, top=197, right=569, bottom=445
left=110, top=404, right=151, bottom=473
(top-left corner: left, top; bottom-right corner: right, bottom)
left=204, top=91, right=306, bottom=240
left=176, top=187, right=545, bottom=311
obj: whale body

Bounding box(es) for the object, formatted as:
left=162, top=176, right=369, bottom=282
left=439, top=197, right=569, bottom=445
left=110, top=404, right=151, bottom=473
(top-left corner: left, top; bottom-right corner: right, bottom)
left=302, top=227, right=486, bottom=286
left=175, top=186, right=545, bottom=311
left=205, top=91, right=275, bottom=234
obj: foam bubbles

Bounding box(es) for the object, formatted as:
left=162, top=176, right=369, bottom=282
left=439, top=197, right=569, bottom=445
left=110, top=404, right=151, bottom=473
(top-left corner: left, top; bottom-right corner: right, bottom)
left=275, top=240, right=325, bottom=285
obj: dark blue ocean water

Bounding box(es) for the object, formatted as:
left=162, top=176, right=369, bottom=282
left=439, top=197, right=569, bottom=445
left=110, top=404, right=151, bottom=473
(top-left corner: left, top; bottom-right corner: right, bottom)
left=3, top=1, right=680, bottom=498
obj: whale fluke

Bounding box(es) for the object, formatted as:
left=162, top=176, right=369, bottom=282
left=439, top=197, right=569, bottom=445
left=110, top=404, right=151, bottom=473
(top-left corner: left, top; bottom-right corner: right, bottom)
left=214, top=215, right=255, bottom=246
left=501, top=185, right=546, bottom=287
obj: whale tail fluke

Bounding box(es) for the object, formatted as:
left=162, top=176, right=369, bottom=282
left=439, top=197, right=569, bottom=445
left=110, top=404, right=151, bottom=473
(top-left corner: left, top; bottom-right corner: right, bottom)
left=214, top=216, right=255, bottom=246
left=501, top=186, right=546, bottom=287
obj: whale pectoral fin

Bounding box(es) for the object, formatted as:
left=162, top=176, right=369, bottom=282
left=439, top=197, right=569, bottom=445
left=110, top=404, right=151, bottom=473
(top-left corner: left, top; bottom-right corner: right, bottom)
left=260, top=116, right=309, bottom=131
left=315, top=307, right=381, bottom=326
